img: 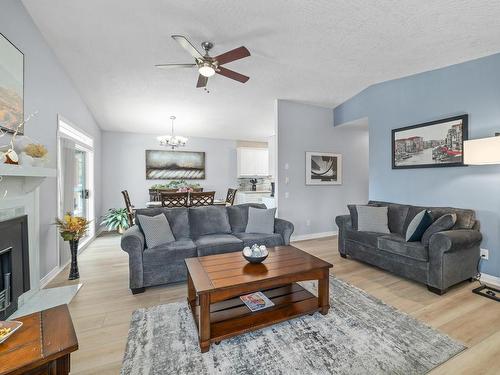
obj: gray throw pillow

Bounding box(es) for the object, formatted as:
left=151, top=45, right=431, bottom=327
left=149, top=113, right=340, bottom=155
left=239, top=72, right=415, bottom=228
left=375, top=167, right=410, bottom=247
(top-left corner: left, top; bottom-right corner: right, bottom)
left=245, top=207, right=276, bottom=234
left=421, top=213, right=457, bottom=246
left=356, top=205, right=390, bottom=234
left=137, top=214, right=175, bottom=248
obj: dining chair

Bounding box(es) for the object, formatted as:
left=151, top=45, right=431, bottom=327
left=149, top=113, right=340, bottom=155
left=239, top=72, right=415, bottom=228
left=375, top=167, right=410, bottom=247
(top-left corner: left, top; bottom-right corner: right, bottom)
left=188, top=191, right=215, bottom=207
left=160, top=192, right=189, bottom=208
left=121, top=190, right=135, bottom=227
left=225, top=188, right=237, bottom=206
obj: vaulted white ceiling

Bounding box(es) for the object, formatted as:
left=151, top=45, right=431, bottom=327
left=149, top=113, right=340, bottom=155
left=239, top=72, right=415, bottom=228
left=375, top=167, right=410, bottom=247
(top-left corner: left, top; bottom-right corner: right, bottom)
left=22, top=0, right=500, bottom=140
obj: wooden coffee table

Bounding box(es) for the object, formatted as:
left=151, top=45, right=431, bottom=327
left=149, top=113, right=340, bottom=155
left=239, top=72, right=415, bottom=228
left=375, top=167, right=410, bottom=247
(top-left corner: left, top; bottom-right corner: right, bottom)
left=185, top=245, right=333, bottom=352
left=0, top=304, right=78, bottom=375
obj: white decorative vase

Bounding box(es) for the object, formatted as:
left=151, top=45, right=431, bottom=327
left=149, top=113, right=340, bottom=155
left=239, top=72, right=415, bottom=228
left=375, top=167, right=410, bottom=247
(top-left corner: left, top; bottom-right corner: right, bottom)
left=19, top=152, right=34, bottom=166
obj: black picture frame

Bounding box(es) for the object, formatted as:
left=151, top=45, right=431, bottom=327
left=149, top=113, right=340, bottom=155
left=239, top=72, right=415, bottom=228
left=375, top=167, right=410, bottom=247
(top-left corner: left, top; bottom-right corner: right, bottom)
left=392, top=114, right=468, bottom=169
left=0, top=32, right=25, bottom=135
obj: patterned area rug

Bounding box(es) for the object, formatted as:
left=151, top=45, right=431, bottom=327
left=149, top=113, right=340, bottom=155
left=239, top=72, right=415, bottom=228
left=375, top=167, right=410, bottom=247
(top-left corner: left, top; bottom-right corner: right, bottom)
left=121, top=278, right=465, bottom=375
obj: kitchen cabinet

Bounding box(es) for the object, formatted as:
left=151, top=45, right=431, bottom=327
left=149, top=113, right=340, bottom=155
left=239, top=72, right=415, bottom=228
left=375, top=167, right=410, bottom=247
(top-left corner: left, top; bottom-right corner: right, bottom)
left=237, top=147, right=269, bottom=177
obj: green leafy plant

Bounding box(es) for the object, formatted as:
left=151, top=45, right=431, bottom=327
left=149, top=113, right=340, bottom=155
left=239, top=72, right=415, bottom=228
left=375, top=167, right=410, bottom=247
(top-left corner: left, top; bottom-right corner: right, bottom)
left=150, top=180, right=201, bottom=190
left=101, top=208, right=130, bottom=232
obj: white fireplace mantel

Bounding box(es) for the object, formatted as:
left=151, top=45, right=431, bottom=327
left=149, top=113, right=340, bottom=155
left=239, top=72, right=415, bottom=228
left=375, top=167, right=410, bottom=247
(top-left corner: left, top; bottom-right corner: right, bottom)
left=0, top=164, right=57, bottom=308
left=0, top=164, right=56, bottom=193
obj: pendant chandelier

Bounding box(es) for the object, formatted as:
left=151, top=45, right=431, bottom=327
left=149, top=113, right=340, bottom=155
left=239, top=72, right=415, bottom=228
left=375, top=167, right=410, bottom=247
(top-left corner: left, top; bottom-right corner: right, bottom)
left=157, top=116, right=188, bottom=149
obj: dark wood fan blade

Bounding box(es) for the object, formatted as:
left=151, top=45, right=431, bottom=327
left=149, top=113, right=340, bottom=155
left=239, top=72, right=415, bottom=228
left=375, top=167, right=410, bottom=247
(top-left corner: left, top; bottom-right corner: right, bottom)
left=155, top=63, right=197, bottom=69
left=216, top=66, right=249, bottom=83
left=196, top=75, right=208, bottom=88
left=215, top=46, right=250, bottom=65
left=171, top=35, right=204, bottom=59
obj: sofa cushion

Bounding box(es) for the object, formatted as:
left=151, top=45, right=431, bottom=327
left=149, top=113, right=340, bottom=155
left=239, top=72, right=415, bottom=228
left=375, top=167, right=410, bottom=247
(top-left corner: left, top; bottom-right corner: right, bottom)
left=356, top=206, right=390, bottom=234
left=143, top=239, right=197, bottom=266
left=378, top=234, right=428, bottom=262
left=426, top=207, right=475, bottom=230
left=195, top=234, right=244, bottom=257
left=234, top=232, right=283, bottom=248
left=346, top=229, right=387, bottom=248
left=246, top=207, right=276, bottom=234
left=136, top=214, right=175, bottom=248
left=135, top=207, right=190, bottom=239
left=227, top=203, right=266, bottom=233
left=368, top=201, right=410, bottom=235
left=189, top=206, right=231, bottom=238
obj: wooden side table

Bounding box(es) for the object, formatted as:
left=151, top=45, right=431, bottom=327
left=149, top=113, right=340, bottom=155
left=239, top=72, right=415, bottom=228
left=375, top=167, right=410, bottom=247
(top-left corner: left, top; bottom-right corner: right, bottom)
left=0, top=304, right=78, bottom=375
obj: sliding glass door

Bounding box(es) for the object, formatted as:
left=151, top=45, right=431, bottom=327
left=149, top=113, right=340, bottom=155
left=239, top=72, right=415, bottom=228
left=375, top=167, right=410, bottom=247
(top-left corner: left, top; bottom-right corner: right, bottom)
left=57, top=117, right=95, bottom=268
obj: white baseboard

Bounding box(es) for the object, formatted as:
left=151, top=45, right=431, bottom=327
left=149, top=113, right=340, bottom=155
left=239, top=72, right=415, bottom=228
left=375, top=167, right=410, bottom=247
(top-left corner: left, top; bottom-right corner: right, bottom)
left=38, top=234, right=96, bottom=289
left=291, top=231, right=337, bottom=242
left=39, top=266, right=60, bottom=288
left=480, top=273, right=500, bottom=288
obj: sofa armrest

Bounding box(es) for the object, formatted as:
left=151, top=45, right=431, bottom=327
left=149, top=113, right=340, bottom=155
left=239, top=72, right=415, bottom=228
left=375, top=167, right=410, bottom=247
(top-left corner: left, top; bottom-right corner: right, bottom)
left=335, top=215, right=352, bottom=256
left=429, top=229, right=482, bottom=254
left=274, top=218, right=294, bottom=245
left=335, top=215, right=352, bottom=231
left=120, top=225, right=145, bottom=290
left=428, top=229, right=482, bottom=291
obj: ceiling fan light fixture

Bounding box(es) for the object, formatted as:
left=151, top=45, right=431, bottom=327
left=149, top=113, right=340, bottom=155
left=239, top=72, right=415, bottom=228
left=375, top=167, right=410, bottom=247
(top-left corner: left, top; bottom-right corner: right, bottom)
left=199, top=63, right=215, bottom=77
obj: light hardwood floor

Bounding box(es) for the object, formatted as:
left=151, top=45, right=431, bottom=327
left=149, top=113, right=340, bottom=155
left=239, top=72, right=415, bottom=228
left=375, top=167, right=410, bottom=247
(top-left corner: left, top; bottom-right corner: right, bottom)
left=47, top=233, right=500, bottom=374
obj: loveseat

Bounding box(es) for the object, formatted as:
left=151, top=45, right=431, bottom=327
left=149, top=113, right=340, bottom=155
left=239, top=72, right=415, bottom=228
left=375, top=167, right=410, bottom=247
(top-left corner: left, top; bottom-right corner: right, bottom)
left=121, top=203, right=294, bottom=293
left=335, top=201, right=482, bottom=294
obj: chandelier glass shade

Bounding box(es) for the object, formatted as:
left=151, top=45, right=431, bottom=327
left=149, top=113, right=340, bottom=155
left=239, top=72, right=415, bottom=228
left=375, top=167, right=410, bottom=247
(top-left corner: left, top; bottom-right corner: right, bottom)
left=157, top=116, right=188, bottom=149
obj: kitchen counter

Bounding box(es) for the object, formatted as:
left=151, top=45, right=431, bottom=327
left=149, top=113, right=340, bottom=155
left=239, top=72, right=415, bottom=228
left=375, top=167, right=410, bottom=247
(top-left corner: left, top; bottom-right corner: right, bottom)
left=238, top=190, right=271, bottom=194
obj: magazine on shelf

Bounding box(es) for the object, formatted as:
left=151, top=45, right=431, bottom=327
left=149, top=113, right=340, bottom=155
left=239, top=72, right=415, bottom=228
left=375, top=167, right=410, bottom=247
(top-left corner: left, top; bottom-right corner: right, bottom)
left=240, top=291, right=275, bottom=312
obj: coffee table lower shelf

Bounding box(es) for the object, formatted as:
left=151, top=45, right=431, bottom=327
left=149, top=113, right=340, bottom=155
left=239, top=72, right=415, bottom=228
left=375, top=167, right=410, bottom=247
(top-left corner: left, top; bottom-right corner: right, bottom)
left=189, top=283, right=320, bottom=347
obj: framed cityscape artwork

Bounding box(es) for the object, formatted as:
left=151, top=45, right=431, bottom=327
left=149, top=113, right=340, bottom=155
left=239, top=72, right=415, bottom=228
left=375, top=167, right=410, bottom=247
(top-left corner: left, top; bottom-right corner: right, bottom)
left=392, top=115, right=468, bottom=169
left=0, top=33, right=24, bottom=134
left=305, top=152, right=342, bottom=185
left=145, top=150, right=205, bottom=180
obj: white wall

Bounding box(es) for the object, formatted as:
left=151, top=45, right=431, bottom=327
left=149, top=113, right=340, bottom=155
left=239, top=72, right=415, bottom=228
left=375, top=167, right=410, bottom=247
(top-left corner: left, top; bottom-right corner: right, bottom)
left=277, top=100, right=368, bottom=238
left=1, top=0, right=102, bottom=279
left=102, top=131, right=238, bottom=212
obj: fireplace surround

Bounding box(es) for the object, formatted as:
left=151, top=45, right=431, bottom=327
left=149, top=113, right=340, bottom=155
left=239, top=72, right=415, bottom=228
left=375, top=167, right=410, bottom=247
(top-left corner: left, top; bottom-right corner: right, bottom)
left=0, top=215, right=30, bottom=320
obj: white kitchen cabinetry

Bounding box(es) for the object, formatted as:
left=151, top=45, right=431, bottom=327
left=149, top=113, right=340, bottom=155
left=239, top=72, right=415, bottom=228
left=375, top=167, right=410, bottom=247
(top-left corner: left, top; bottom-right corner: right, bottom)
left=237, top=147, right=269, bottom=177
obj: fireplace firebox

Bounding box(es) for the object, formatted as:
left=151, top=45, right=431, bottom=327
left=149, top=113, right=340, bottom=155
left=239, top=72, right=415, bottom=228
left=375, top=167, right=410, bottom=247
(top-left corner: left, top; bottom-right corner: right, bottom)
left=0, top=215, right=30, bottom=320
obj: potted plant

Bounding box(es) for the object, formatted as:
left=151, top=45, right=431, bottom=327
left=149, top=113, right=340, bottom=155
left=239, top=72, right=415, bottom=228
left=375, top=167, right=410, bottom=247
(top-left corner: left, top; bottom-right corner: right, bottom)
left=55, top=213, right=90, bottom=280
left=101, top=208, right=130, bottom=234
left=21, top=143, right=48, bottom=166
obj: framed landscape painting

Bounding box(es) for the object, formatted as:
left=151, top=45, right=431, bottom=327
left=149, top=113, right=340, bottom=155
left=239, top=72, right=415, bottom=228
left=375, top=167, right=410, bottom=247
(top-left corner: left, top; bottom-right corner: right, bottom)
left=145, top=150, right=205, bottom=180
left=305, top=152, right=342, bottom=185
left=392, top=115, right=468, bottom=169
left=0, top=33, right=24, bottom=134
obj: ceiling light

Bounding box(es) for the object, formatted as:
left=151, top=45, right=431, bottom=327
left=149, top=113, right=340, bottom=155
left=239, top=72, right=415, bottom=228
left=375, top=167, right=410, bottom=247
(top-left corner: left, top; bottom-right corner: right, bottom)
left=199, top=63, right=215, bottom=77
left=157, top=116, right=188, bottom=149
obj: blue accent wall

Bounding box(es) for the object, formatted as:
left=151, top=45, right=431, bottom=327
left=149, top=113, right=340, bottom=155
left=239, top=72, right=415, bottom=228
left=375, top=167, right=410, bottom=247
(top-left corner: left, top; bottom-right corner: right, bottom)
left=334, top=53, right=500, bottom=277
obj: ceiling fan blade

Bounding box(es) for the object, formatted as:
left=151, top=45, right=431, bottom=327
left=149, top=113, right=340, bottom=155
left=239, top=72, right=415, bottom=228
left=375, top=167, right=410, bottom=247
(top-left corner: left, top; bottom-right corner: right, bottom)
left=171, top=35, right=204, bottom=60
left=215, top=46, right=250, bottom=65
left=196, top=75, right=208, bottom=88
left=155, top=63, right=197, bottom=69
left=216, top=66, right=249, bottom=83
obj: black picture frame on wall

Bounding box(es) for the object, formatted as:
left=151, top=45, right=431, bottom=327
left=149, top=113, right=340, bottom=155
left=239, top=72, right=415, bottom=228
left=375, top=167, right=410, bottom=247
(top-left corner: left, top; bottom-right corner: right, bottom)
left=392, top=114, right=468, bottom=169
left=0, top=32, right=25, bottom=135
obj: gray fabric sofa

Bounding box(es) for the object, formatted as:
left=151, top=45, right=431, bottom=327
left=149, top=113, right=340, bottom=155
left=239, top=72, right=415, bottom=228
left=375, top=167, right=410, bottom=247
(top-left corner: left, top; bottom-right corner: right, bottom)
left=335, top=201, right=482, bottom=295
left=121, top=203, right=294, bottom=294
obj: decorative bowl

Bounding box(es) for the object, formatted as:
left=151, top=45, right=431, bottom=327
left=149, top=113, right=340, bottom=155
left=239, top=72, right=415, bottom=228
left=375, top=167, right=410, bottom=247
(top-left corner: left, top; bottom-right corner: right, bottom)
left=242, top=252, right=268, bottom=264
left=242, top=245, right=269, bottom=264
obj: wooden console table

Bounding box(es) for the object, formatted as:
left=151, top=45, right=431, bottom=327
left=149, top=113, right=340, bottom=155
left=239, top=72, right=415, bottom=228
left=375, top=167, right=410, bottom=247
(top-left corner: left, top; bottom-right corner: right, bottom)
left=0, top=304, right=78, bottom=375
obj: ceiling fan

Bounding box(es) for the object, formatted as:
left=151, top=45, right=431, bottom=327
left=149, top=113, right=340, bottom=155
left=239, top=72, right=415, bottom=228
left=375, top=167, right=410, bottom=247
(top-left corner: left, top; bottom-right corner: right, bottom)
left=155, top=35, right=251, bottom=89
